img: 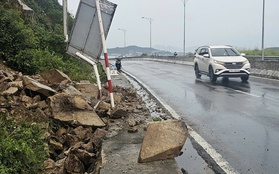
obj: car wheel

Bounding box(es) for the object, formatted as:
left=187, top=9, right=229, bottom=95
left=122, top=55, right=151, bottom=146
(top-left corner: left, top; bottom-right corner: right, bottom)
left=241, top=76, right=249, bottom=82
left=209, top=66, right=217, bottom=83
left=195, top=64, right=201, bottom=79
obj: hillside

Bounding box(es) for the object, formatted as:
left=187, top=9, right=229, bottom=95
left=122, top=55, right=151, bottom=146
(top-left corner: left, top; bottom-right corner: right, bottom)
left=265, top=47, right=279, bottom=52
left=0, top=0, right=100, bottom=82
left=108, top=45, right=173, bottom=57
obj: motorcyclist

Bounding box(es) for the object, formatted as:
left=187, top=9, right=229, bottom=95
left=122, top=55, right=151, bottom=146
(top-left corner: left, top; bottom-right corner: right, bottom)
left=115, top=58, right=121, bottom=71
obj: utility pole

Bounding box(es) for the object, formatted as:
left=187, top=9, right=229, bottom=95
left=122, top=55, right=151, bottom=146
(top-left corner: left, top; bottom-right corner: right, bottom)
left=118, top=28, right=127, bottom=47
left=142, top=17, right=153, bottom=54
left=261, top=0, right=265, bottom=61
left=182, top=0, right=188, bottom=56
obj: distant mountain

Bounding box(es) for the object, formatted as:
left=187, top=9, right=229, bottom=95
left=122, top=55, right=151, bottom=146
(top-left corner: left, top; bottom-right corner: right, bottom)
left=265, top=47, right=279, bottom=51
left=153, top=45, right=181, bottom=53
left=153, top=45, right=198, bottom=53
left=107, top=45, right=173, bottom=57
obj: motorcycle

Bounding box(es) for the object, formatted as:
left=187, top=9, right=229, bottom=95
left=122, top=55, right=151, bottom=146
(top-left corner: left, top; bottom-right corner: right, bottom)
left=115, top=58, right=121, bottom=71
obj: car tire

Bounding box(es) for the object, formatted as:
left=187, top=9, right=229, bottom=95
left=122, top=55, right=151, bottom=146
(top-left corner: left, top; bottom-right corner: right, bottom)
left=195, top=64, right=201, bottom=79
left=241, top=76, right=249, bottom=82
left=209, top=66, right=217, bottom=83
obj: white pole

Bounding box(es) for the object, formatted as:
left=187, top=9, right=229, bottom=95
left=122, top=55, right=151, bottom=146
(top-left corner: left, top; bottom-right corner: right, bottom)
left=95, top=0, right=115, bottom=108
left=118, top=28, right=126, bottom=47
left=63, top=0, right=68, bottom=42
left=182, top=0, right=188, bottom=56
left=183, top=0, right=186, bottom=56
left=261, top=0, right=265, bottom=61
left=142, top=17, right=153, bottom=54
left=76, top=52, right=102, bottom=98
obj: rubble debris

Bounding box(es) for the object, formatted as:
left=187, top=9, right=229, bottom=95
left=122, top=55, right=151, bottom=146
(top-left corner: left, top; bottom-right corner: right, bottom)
left=0, top=62, right=170, bottom=173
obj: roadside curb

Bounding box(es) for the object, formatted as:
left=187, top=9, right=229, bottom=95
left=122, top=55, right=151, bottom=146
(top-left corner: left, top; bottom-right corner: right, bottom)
left=121, top=69, right=238, bottom=174
left=100, top=72, right=183, bottom=174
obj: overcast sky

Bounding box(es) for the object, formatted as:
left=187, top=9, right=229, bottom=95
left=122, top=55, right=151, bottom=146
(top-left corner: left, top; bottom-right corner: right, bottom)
left=59, top=0, right=279, bottom=52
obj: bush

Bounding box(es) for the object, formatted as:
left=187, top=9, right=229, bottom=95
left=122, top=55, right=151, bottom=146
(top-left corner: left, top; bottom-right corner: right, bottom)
left=0, top=115, right=47, bottom=174
left=0, top=8, right=38, bottom=61
left=14, top=49, right=65, bottom=75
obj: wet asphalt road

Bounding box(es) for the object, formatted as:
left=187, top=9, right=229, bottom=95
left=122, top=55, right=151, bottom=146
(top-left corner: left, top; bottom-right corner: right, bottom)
left=122, top=60, right=279, bottom=174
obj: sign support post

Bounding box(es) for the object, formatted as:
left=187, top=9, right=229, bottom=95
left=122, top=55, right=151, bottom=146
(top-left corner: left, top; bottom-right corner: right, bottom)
left=95, top=0, right=115, bottom=108
left=76, top=52, right=102, bottom=98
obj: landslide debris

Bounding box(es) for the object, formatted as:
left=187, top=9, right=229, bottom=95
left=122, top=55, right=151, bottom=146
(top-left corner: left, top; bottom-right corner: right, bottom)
left=0, top=61, right=151, bottom=174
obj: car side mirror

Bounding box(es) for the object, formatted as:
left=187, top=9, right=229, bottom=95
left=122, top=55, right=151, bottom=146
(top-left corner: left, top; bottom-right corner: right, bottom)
left=240, top=53, right=246, bottom=56
left=203, top=54, right=210, bottom=58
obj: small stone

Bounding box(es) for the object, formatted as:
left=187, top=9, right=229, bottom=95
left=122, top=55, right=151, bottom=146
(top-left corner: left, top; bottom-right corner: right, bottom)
left=128, top=127, right=138, bottom=133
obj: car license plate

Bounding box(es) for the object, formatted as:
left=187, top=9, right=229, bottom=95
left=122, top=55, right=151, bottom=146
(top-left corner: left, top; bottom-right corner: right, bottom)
left=229, top=69, right=240, bottom=72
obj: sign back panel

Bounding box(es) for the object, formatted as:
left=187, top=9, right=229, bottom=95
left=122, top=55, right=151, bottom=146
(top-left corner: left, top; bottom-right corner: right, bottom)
left=67, top=0, right=117, bottom=62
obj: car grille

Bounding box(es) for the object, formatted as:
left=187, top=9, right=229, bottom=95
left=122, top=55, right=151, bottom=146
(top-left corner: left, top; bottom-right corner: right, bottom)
left=224, top=62, right=243, bottom=69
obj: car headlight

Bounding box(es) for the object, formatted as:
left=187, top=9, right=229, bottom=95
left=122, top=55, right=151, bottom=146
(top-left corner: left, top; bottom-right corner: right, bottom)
left=213, top=60, right=225, bottom=65
left=243, top=60, right=249, bottom=64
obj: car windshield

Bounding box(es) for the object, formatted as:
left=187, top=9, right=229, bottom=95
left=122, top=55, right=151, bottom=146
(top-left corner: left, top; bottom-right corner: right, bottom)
left=210, top=48, right=240, bottom=57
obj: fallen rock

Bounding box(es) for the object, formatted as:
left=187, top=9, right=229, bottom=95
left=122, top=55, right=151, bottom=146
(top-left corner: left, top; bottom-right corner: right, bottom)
left=92, top=128, right=107, bottom=146
left=128, top=127, right=138, bottom=133
left=111, top=108, right=128, bottom=119
left=75, top=82, right=99, bottom=101
left=113, top=92, right=123, bottom=104
left=9, top=81, right=23, bottom=89
left=48, top=93, right=93, bottom=113
left=40, top=69, right=72, bottom=85
left=23, top=76, right=56, bottom=97
left=52, top=110, right=105, bottom=127
left=72, top=95, right=93, bottom=110
left=62, top=85, right=83, bottom=96
left=64, top=153, right=85, bottom=173
left=0, top=81, right=9, bottom=92
left=49, top=139, right=64, bottom=151
left=95, top=101, right=111, bottom=117
left=128, top=119, right=137, bottom=127
left=74, top=110, right=105, bottom=127
left=138, top=120, right=188, bottom=163
left=73, top=126, right=92, bottom=141
left=44, top=158, right=55, bottom=169
left=1, top=87, right=18, bottom=96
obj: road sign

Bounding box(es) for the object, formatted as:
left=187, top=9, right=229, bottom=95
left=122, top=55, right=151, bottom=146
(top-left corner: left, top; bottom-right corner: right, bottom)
left=66, top=0, right=117, bottom=62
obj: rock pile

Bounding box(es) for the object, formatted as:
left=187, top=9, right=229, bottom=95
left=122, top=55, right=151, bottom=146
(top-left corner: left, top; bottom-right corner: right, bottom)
left=0, top=62, right=149, bottom=174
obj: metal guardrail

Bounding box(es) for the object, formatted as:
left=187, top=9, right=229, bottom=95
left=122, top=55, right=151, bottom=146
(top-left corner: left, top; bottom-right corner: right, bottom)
left=116, top=55, right=279, bottom=61
left=245, top=56, right=279, bottom=60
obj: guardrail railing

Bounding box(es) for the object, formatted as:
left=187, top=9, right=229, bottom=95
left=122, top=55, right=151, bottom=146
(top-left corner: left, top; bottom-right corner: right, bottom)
left=245, top=56, right=279, bottom=60
left=113, top=55, right=279, bottom=61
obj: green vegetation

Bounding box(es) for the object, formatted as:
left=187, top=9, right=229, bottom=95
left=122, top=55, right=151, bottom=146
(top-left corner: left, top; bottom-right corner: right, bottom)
left=240, top=47, right=279, bottom=56
left=0, top=0, right=102, bottom=83
left=0, top=115, right=47, bottom=174
left=152, top=116, right=162, bottom=122
left=0, top=0, right=107, bottom=172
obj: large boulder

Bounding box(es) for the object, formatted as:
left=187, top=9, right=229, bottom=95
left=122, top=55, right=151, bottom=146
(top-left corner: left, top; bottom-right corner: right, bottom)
left=48, top=93, right=93, bottom=113
left=52, top=110, right=105, bottom=127
left=138, top=120, right=188, bottom=163
left=75, top=82, right=99, bottom=101
left=40, top=69, right=72, bottom=85
left=23, top=76, right=56, bottom=97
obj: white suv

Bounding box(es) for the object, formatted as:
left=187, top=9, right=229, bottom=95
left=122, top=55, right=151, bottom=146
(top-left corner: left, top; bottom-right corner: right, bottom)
left=194, top=45, right=251, bottom=82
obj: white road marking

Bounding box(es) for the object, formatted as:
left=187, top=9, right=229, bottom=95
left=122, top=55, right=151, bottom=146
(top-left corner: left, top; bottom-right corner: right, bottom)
left=233, top=89, right=261, bottom=98
left=123, top=70, right=239, bottom=174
